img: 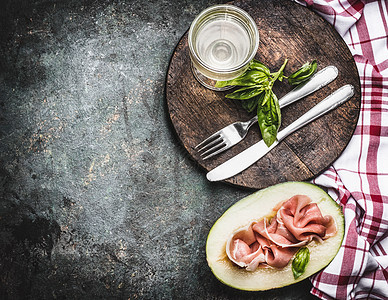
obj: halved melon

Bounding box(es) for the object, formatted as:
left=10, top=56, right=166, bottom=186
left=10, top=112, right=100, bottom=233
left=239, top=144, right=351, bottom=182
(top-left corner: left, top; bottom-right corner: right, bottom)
left=206, top=181, right=344, bottom=291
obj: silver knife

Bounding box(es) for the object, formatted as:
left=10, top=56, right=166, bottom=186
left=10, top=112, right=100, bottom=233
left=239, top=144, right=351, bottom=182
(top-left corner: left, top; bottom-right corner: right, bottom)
left=206, top=84, right=355, bottom=182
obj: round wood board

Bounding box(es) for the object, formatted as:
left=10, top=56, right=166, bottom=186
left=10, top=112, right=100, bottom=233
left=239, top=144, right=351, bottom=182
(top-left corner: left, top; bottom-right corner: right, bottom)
left=166, top=0, right=361, bottom=190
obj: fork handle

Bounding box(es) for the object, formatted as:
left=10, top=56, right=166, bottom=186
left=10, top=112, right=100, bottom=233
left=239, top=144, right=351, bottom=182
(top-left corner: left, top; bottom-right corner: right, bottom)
left=277, top=84, right=355, bottom=142
left=245, top=115, right=259, bottom=131
left=278, top=66, right=338, bottom=108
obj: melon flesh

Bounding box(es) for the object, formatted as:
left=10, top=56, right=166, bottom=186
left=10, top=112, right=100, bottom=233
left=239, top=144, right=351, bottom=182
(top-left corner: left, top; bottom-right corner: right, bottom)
left=206, top=181, right=344, bottom=291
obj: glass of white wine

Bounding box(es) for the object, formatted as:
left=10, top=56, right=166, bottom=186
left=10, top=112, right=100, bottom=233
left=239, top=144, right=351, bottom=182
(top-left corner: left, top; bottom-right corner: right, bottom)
left=188, top=4, right=259, bottom=91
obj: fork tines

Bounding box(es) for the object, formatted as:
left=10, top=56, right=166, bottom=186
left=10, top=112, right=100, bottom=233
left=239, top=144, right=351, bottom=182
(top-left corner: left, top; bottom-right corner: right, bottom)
left=195, top=134, right=227, bottom=160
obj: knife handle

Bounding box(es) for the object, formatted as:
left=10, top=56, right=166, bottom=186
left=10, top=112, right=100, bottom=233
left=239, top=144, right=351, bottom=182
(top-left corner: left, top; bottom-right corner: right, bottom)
left=277, top=84, right=355, bottom=141
left=278, top=65, right=338, bottom=108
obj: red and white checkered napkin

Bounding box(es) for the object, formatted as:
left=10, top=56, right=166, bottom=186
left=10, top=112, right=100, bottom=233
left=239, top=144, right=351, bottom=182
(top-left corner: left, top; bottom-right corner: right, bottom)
left=293, top=0, right=388, bottom=299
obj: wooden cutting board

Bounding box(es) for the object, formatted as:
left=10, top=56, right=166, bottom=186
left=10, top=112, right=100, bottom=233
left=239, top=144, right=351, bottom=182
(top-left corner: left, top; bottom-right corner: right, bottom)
left=165, top=0, right=361, bottom=190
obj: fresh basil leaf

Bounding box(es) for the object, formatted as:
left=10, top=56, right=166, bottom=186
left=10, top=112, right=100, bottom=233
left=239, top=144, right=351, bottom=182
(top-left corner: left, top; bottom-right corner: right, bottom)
left=214, top=80, right=230, bottom=88
left=215, top=70, right=269, bottom=88
left=225, top=86, right=264, bottom=100
left=292, top=247, right=310, bottom=279
left=249, top=60, right=271, bottom=75
left=288, top=60, right=317, bottom=86
left=257, top=90, right=281, bottom=147
left=242, top=95, right=260, bottom=112
left=215, top=78, right=235, bottom=88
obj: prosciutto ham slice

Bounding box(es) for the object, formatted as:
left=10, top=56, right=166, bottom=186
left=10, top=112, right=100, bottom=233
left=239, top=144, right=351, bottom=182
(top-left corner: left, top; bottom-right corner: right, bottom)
left=226, top=195, right=337, bottom=271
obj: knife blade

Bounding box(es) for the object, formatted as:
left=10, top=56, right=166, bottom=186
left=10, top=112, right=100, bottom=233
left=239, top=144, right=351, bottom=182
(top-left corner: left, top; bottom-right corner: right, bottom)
left=206, top=84, right=355, bottom=182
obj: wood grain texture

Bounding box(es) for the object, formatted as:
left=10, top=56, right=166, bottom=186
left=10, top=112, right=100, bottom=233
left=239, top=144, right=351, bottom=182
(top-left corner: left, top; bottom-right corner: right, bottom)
left=166, top=0, right=361, bottom=190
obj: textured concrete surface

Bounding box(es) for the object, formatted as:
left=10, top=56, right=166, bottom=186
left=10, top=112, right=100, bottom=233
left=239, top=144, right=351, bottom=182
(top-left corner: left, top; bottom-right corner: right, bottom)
left=0, top=0, right=317, bottom=299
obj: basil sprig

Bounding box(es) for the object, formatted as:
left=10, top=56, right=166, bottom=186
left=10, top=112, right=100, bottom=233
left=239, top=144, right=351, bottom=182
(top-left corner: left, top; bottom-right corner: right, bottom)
left=292, top=247, right=310, bottom=279
left=215, top=59, right=317, bottom=147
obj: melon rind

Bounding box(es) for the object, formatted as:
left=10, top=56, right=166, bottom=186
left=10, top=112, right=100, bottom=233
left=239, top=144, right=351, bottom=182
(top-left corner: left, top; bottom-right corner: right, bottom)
left=206, top=181, right=344, bottom=291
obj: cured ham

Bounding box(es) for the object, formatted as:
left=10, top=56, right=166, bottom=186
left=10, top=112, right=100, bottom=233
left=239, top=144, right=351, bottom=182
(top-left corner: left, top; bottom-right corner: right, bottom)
left=226, top=195, right=337, bottom=271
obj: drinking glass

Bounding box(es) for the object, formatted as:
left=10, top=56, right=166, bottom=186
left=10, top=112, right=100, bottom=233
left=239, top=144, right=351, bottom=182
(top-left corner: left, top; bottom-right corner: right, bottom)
left=188, top=4, right=259, bottom=91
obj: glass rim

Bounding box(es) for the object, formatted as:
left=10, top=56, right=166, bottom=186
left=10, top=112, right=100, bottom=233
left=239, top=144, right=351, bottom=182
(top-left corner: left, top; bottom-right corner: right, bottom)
left=188, top=4, right=259, bottom=74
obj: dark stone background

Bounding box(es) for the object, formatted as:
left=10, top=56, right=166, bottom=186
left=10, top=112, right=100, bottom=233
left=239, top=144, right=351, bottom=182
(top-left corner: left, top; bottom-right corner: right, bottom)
left=0, top=0, right=317, bottom=298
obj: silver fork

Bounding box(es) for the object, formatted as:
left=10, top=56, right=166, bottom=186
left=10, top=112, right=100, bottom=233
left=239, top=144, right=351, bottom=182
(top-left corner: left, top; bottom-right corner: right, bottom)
left=195, top=66, right=338, bottom=159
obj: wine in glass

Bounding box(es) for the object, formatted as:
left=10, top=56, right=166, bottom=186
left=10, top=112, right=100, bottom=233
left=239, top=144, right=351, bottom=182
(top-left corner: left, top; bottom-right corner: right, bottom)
left=188, top=5, right=259, bottom=91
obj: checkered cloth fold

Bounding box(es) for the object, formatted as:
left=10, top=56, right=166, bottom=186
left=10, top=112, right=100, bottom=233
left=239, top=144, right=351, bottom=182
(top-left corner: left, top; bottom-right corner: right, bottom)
left=294, top=0, right=388, bottom=299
